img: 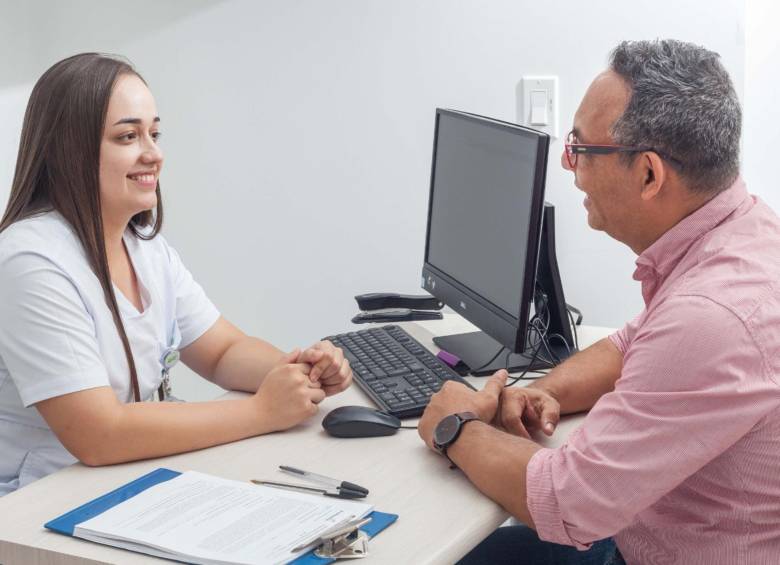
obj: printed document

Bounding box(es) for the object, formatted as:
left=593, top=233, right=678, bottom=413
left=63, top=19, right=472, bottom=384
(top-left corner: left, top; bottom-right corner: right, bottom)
left=73, top=470, right=373, bottom=565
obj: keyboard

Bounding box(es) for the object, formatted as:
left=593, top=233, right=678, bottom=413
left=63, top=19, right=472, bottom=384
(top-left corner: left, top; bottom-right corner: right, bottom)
left=324, top=325, right=473, bottom=418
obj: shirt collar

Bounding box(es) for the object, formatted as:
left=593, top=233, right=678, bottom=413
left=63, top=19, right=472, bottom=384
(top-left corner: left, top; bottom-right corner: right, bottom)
left=633, top=177, right=749, bottom=285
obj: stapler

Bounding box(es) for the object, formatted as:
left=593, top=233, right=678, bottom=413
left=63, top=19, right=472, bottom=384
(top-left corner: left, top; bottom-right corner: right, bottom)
left=351, top=292, right=444, bottom=324
left=351, top=308, right=443, bottom=324
left=354, top=292, right=444, bottom=311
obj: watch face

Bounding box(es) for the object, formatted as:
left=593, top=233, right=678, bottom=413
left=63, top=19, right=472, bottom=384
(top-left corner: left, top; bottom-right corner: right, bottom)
left=434, top=414, right=461, bottom=448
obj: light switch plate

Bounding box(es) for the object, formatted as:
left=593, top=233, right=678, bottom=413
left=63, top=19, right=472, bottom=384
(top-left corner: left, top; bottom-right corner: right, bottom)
left=517, top=76, right=558, bottom=138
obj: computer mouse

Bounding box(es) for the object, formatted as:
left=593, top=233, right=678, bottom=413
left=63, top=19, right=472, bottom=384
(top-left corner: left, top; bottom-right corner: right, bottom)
left=322, top=406, right=402, bottom=438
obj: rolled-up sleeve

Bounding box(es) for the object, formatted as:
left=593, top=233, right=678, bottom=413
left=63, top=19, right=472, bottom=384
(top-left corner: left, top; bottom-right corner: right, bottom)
left=525, top=296, right=780, bottom=548
left=608, top=311, right=643, bottom=355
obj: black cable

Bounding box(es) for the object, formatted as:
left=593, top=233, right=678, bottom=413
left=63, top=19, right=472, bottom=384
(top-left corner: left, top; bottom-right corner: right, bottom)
left=469, top=343, right=508, bottom=374
left=566, top=303, right=583, bottom=326
left=547, top=332, right=572, bottom=357
left=399, top=425, right=418, bottom=430
left=529, top=293, right=556, bottom=365
left=501, top=290, right=557, bottom=385
left=566, top=307, right=580, bottom=351
left=504, top=331, right=546, bottom=387
left=535, top=323, right=560, bottom=364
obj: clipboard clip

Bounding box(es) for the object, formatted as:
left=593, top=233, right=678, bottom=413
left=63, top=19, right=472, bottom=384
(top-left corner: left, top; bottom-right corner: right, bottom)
left=295, top=516, right=372, bottom=559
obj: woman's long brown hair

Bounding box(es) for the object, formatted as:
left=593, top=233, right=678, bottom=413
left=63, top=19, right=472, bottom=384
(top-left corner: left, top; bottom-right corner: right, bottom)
left=0, top=53, right=164, bottom=402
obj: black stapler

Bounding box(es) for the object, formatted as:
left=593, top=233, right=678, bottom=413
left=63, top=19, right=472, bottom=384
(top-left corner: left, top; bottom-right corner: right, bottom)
left=351, top=308, right=443, bottom=324
left=351, top=292, right=444, bottom=324
left=354, top=292, right=444, bottom=312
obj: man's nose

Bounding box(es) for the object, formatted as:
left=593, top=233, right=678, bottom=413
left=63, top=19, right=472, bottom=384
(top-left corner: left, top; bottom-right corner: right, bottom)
left=561, top=148, right=573, bottom=171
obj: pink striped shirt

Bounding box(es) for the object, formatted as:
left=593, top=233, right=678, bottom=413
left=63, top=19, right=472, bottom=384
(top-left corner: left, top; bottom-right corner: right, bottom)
left=526, top=178, right=780, bottom=564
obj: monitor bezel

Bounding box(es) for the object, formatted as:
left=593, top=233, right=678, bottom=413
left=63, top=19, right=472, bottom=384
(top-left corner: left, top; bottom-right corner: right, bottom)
left=422, top=108, right=550, bottom=352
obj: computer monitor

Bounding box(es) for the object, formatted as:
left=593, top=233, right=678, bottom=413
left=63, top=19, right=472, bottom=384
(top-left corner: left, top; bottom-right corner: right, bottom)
left=421, top=108, right=576, bottom=375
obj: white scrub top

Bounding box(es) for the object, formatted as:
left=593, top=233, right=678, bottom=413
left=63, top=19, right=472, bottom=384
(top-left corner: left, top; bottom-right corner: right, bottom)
left=0, top=211, right=220, bottom=496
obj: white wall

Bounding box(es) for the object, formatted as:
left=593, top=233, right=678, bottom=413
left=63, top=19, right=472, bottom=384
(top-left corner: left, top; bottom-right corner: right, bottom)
left=744, top=0, right=779, bottom=211
left=0, top=3, right=37, bottom=192
left=0, top=1, right=747, bottom=400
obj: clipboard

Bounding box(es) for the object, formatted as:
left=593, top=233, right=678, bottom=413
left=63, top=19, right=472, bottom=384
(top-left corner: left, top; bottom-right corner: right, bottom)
left=45, top=468, right=398, bottom=564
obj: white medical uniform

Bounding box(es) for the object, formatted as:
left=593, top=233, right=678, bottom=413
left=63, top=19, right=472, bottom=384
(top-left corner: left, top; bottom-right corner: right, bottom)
left=0, top=211, right=219, bottom=496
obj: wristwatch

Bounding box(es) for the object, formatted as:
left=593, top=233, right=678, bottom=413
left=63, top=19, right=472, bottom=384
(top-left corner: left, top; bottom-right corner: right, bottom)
left=433, top=411, right=479, bottom=467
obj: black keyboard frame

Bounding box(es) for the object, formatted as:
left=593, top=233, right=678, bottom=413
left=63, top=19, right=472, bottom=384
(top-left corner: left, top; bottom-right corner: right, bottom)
left=325, top=325, right=474, bottom=418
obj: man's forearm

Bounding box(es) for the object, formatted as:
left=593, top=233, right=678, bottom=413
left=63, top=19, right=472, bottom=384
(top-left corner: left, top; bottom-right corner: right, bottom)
left=447, top=421, right=541, bottom=527
left=212, top=337, right=286, bottom=392
left=528, top=337, right=623, bottom=414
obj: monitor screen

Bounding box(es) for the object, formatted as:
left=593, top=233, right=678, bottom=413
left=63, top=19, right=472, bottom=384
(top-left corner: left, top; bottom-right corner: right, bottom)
left=426, top=111, right=541, bottom=318
left=422, top=109, right=550, bottom=358
left=422, top=109, right=577, bottom=374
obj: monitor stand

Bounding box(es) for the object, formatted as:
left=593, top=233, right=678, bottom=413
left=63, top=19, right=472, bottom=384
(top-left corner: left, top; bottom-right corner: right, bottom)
left=433, top=331, right=571, bottom=376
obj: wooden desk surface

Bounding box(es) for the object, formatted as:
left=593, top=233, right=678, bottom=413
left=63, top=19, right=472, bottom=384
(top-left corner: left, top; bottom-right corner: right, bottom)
left=0, top=318, right=612, bottom=565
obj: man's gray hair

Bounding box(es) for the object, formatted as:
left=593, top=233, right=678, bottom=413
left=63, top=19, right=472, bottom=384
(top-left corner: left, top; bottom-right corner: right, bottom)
left=609, top=39, right=741, bottom=194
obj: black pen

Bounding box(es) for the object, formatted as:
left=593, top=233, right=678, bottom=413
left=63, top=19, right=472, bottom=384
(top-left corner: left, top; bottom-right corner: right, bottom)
left=279, top=465, right=369, bottom=496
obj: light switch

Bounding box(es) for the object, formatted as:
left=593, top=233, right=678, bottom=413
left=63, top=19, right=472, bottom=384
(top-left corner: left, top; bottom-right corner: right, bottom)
left=517, top=76, right=559, bottom=138
left=530, top=90, right=548, bottom=125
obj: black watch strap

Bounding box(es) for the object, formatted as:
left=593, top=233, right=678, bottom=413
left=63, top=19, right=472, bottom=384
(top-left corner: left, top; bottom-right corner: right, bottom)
left=434, top=411, right=479, bottom=468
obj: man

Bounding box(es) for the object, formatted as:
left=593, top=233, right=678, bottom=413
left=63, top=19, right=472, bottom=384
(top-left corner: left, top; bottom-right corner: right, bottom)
left=418, top=39, right=780, bottom=565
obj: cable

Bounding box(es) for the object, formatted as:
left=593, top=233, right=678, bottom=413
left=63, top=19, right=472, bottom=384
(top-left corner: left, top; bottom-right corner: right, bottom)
left=469, top=343, right=508, bottom=374
left=566, top=307, right=580, bottom=351
left=505, top=330, right=546, bottom=387
left=469, top=286, right=581, bottom=379
left=547, top=332, right=572, bottom=357
left=501, top=288, right=558, bottom=385
left=399, top=425, right=418, bottom=430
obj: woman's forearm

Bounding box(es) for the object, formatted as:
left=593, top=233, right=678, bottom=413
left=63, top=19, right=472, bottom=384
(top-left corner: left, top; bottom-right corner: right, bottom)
left=210, top=336, right=286, bottom=392
left=80, top=396, right=271, bottom=466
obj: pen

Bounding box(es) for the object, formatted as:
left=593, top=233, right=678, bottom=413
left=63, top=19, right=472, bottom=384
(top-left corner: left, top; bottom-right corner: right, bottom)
left=250, top=480, right=366, bottom=499
left=279, top=465, right=369, bottom=496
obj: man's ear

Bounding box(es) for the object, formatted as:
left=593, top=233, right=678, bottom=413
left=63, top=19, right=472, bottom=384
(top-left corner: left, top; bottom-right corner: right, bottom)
left=639, top=151, right=666, bottom=201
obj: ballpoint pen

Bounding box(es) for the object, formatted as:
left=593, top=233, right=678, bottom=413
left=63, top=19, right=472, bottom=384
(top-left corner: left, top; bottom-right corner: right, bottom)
left=279, top=465, right=369, bottom=497
left=250, top=479, right=365, bottom=499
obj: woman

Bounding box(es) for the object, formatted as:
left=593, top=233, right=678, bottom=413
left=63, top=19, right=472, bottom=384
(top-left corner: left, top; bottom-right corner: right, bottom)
left=0, top=53, right=352, bottom=496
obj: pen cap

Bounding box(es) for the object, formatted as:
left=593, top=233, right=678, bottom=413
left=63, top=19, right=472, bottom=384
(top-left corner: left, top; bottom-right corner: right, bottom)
left=342, top=481, right=369, bottom=495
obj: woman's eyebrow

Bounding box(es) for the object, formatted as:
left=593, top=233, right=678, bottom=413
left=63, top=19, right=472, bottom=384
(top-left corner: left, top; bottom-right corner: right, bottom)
left=112, top=116, right=161, bottom=126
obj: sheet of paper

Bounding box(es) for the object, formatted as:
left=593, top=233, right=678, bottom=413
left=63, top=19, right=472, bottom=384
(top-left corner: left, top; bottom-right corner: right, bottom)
left=75, top=471, right=373, bottom=565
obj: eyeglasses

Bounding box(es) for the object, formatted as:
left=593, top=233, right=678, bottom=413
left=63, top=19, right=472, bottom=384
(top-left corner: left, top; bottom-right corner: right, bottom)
left=564, top=130, right=682, bottom=169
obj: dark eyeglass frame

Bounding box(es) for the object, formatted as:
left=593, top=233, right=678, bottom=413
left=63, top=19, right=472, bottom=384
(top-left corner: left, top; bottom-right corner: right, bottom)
left=564, top=130, right=682, bottom=169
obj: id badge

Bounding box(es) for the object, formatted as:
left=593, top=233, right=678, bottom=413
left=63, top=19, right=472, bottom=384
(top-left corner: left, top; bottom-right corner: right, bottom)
left=159, top=322, right=183, bottom=402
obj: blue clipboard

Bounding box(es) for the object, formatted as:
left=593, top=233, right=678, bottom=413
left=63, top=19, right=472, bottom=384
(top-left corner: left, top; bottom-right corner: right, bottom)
left=45, top=468, right=398, bottom=564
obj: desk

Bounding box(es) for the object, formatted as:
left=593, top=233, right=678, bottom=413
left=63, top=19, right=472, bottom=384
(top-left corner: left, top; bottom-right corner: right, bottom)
left=0, top=317, right=612, bottom=565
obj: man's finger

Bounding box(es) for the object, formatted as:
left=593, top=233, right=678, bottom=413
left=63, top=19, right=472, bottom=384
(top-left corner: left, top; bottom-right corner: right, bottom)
left=522, top=398, right=544, bottom=431
left=482, top=369, right=508, bottom=401
left=501, top=392, right=531, bottom=439
left=539, top=401, right=560, bottom=435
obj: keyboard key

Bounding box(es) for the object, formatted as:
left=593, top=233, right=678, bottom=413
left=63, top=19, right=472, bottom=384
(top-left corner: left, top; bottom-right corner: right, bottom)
left=392, top=401, right=416, bottom=411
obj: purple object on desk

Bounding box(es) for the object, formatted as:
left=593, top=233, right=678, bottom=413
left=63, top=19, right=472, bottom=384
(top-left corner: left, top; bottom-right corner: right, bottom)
left=437, top=349, right=461, bottom=368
